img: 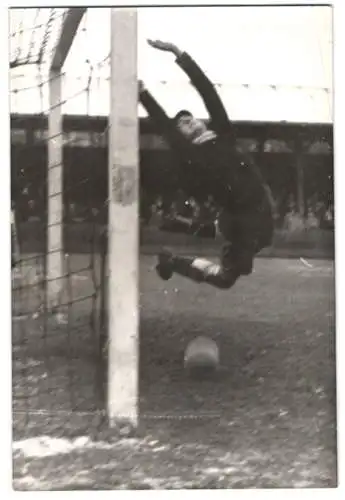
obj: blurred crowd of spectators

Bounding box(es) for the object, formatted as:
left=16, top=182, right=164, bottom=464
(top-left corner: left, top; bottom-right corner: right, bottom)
left=140, top=192, right=334, bottom=232
left=13, top=185, right=334, bottom=232
left=281, top=195, right=334, bottom=232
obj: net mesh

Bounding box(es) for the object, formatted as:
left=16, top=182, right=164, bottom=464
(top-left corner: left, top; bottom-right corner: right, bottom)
left=11, top=8, right=110, bottom=438
left=10, top=8, right=68, bottom=69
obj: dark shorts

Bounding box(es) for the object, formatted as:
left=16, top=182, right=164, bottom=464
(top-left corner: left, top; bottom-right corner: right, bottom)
left=217, top=207, right=273, bottom=274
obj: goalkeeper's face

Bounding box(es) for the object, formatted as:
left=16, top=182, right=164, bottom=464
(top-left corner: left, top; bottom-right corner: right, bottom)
left=176, top=114, right=207, bottom=141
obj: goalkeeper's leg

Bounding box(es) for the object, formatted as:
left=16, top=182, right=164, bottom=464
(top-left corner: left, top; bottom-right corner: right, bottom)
left=155, top=241, right=253, bottom=289
left=155, top=208, right=261, bottom=288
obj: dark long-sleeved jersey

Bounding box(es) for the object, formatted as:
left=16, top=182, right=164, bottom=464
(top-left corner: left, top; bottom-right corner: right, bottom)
left=140, top=52, right=275, bottom=251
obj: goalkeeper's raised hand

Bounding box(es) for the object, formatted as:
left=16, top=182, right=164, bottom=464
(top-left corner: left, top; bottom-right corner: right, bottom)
left=138, top=80, right=145, bottom=93
left=147, top=39, right=183, bottom=58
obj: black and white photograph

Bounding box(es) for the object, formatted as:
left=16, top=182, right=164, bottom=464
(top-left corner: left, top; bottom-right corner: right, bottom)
left=7, top=2, right=338, bottom=491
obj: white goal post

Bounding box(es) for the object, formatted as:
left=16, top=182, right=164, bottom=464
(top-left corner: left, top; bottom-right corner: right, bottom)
left=45, top=7, right=139, bottom=428
left=107, top=8, right=139, bottom=429
left=47, top=7, right=86, bottom=310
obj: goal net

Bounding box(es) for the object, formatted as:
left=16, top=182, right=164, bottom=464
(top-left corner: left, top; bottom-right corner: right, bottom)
left=11, top=7, right=139, bottom=438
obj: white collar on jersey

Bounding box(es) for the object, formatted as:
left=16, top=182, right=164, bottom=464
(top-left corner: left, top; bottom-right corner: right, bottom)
left=192, top=130, right=217, bottom=145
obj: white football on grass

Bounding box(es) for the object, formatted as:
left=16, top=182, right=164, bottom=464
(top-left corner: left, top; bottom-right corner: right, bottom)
left=184, top=336, right=220, bottom=375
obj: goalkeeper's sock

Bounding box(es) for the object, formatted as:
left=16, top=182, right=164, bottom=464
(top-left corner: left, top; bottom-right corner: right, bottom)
left=172, top=255, right=240, bottom=289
